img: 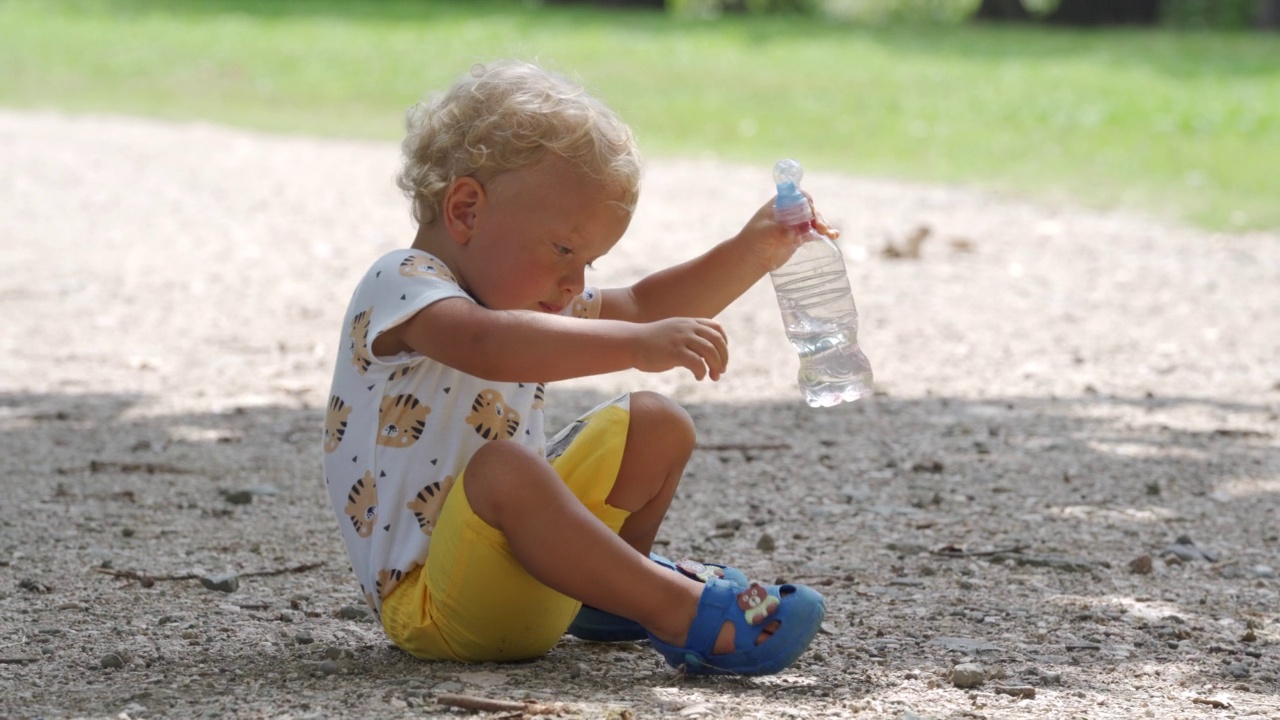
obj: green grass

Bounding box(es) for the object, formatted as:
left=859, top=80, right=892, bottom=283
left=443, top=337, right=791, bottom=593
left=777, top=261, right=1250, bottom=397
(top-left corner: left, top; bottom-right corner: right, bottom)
left=2, top=0, right=1277, bottom=231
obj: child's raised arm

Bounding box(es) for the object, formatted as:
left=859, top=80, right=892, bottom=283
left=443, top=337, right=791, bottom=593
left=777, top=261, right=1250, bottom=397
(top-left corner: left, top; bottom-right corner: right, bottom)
left=601, top=198, right=837, bottom=323
left=374, top=297, right=729, bottom=383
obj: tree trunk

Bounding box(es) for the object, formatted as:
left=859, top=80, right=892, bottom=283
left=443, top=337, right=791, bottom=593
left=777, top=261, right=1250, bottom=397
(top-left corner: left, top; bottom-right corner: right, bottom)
left=1046, top=0, right=1161, bottom=26
left=973, top=0, right=1031, bottom=21
left=1257, top=0, right=1280, bottom=29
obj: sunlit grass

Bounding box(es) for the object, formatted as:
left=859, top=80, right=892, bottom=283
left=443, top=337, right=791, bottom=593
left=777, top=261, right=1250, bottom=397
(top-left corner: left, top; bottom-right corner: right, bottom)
left=1, top=0, right=1276, bottom=230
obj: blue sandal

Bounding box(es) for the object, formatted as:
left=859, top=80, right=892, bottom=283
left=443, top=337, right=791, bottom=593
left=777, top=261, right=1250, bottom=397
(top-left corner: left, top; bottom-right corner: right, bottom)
left=648, top=578, right=825, bottom=676
left=566, top=553, right=749, bottom=642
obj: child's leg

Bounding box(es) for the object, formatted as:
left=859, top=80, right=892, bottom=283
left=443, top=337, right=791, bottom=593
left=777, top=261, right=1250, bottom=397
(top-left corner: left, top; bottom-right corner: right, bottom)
left=461, top=437, right=708, bottom=647
left=463, top=427, right=768, bottom=653
left=600, top=391, right=696, bottom=555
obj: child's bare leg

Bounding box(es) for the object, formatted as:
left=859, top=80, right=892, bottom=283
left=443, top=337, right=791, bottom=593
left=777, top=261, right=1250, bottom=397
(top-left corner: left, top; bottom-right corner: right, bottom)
left=604, top=391, right=696, bottom=555
left=462, top=439, right=744, bottom=652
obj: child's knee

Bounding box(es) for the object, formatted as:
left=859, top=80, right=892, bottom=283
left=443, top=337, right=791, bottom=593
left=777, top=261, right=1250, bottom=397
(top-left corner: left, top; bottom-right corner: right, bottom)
left=630, top=391, right=695, bottom=451
left=462, top=441, right=546, bottom=524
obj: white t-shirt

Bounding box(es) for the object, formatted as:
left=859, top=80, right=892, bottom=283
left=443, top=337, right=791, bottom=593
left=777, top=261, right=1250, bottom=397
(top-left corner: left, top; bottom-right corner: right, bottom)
left=322, top=249, right=601, bottom=615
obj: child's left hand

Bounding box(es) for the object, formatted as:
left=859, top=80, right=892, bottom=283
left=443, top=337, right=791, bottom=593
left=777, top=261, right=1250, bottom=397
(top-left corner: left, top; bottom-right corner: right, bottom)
left=735, top=195, right=840, bottom=273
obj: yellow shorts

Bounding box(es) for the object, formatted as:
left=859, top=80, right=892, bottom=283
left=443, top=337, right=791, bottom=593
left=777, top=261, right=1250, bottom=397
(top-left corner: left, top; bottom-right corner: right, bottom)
left=381, top=395, right=632, bottom=662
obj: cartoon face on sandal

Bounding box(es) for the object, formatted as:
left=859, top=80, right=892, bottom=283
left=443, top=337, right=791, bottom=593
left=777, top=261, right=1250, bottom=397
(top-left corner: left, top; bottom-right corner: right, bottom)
left=323, top=395, right=352, bottom=453
left=348, top=308, right=374, bottom=375
left=376, top=393, right=430, bottom=447
left=736, top=583, right=780, bottom=626
left=466, top=389, right=520, bottom=440
left=399, top=252, right=456, bottom=283
left=406, top=476, right=454, bottom=535
left=344, top=471, right=378, bottom=538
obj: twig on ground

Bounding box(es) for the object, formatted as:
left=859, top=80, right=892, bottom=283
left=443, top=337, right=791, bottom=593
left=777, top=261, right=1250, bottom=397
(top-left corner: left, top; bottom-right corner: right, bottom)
left=241, top=562, right=324, bottom=578
left=435, top=694, right=562, bottom=715
left=91, top=561, right=324, bottom=586
left=695, top=442, right=792, bottom=452
left=929, top=544, right=1029, bottom=558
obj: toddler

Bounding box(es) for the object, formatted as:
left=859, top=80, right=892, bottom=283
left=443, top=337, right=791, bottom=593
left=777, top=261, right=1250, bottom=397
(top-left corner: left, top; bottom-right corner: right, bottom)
left=322, top=60, right=829, bottom=675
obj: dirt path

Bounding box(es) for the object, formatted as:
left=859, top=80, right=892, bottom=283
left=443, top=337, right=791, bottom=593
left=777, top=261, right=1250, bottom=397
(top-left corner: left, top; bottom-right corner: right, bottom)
left=1, top=110, right=1277, bottom=719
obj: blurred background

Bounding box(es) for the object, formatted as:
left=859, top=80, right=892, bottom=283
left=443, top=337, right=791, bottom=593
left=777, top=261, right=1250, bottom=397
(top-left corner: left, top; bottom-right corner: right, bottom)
left=1, top=0, right=1276, bottom=231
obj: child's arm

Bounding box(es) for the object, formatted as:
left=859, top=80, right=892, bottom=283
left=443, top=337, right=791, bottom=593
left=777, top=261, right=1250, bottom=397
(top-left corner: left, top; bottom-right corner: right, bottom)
left=600, top=198, right=837, bottom=323
left=374, top=297, right=729, bottom=383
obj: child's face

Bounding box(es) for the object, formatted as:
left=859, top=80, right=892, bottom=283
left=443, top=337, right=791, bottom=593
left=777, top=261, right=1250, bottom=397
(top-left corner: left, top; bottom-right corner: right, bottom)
left=456, top=156, right=631, bottom=313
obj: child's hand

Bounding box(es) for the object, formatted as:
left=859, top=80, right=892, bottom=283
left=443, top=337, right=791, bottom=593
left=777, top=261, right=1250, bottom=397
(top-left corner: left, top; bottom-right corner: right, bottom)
left=737, top=196, right=840, bottom=273
left=632, top=318, right=728, bottom=381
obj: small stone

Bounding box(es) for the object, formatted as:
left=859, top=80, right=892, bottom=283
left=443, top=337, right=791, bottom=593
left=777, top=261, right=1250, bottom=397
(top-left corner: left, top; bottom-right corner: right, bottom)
left=949, top=662, right=986, bottom=688
left=221, top=489, right=254, bottom=505
left=294, top=630, right=314, bottom=645
left=337, top=605, right=371, bottom=621
left=100, top=653, right=126, bottom=669
left=318, top=659, right=340, bottom=675
left=994, top=686, right=1036, bottom=699
left=1226, top=662, right=1250, bottom=679
left=1128, top=555, right=1153, bottom=575
left=756, top=533, right=776, bottom=553
left=324, top=646, right=354, bottom=660
left=199, top=574, right=239, bottom=593
left=121, top=527, right=135, bottom=538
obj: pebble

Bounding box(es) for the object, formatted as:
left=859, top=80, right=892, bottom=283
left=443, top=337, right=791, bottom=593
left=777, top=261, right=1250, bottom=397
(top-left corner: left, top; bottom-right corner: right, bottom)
left=338, top=605, right=371, bottom=621
left=318, top=660, right=340, bottom=675
left=294, top=630, right=314, bottom=645
left=949, top=662, right=985, bottom=688
left=1226, top=662, right=1250, bottom=679
left=757, top=533, right=777, bottom=552
left=1161, top=536, right=1219, bottom=562
left=1128, top=555, right=1153, bottom=575
left=221, top=489, right=254, bottom=505
left=100, top=653, right=126, bottom=669
left=199, top=575, right=240, bottom=593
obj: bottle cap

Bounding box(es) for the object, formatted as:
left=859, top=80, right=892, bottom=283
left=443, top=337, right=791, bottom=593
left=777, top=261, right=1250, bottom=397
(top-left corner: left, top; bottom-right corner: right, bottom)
left=773, top=159, right=814, bottom=227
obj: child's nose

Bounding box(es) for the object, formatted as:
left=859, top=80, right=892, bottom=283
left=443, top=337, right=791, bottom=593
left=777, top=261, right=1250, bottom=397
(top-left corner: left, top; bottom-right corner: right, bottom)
left=561, top=268, right=585, bottom=297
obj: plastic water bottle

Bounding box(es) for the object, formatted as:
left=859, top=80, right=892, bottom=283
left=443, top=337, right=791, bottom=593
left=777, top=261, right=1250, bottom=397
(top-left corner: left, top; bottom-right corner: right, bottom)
left=768, top=159, right=873, bottom=407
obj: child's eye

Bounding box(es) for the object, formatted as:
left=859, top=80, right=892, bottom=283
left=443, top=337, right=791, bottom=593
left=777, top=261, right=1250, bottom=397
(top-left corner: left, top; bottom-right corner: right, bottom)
left=553, top=244, right=573, bottom=257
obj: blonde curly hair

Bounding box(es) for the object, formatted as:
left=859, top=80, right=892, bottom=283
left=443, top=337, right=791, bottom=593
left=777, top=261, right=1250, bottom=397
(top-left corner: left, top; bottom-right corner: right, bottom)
left=397, top=60, right=642, bottom=226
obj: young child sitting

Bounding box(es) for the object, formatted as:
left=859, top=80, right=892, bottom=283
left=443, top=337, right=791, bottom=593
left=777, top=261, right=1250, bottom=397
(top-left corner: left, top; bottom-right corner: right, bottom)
left=322, top=59, right=830, bottom=675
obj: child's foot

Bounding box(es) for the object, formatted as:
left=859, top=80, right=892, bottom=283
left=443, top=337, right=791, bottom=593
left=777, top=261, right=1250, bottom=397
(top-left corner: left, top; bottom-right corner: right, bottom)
left=567, top=553, right=749, bottom=642
left=647, top=579, right=825, bottom=676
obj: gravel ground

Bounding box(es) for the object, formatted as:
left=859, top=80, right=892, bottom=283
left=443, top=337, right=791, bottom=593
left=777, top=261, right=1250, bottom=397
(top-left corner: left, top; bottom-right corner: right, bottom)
left=1, top=109, right=1278, bottom=720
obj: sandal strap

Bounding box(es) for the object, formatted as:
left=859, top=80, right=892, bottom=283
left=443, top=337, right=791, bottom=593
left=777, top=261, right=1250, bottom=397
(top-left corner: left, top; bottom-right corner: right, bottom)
left=684, top=579, right=739, bottom=652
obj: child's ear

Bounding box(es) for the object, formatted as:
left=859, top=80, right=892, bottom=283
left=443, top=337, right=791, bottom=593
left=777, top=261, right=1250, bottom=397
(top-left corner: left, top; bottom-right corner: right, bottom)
left=442, top=177, right=485, bottom=244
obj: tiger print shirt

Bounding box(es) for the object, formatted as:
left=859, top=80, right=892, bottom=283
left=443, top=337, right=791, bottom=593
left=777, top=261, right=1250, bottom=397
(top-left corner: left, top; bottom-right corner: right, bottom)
left=322, top=249, right=602, bottom=617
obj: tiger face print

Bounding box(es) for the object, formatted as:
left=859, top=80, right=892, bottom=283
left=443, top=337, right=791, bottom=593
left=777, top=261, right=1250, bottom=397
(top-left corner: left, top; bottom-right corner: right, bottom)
left=532, top=383, right=546, bottom=410
left=349, top=308, right=373, bottom=375
left=466, top=389, right=521, bottom=440
left=376, top=394, right=430, bottom=448
left=324, top=395, right=352, bottom=453
left=399, top=253, right=456, bottom=283
left=406, top=476, right=455, bottom=535
left=344, top=471, right=378, bottom=538
left=376, top=567, right=404, bottom=599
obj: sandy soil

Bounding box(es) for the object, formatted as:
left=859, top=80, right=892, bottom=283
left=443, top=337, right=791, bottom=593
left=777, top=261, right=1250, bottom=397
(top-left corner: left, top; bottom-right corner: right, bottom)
left=1, top=109, right=1278, bottom=719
